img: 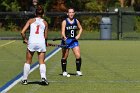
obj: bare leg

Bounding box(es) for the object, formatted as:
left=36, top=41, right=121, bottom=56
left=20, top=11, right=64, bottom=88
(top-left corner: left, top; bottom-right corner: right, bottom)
left=38, top=52, right=49, bottom=85
left=72, top=46, right=81, bottom=59
left=61, top=48, right=69, bottom=72
left=72, top=46, right=82, bottom=75
left=23, top=49, right=34, bottom=80
left=38, top=52, right=47, bottom=79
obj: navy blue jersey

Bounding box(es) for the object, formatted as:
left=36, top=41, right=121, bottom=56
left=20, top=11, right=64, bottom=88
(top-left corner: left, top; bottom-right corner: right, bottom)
left=65, top=18, right=78, bottom=38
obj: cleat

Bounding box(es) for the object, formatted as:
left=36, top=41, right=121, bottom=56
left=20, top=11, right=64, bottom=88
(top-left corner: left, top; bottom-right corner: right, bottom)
left=21, top=80, right=28, bottom=85
left=41, top=78, right=49, bottom=85
left=62, top=72, right=70, bottom=77
left=76, top=71, right=83, bottom=76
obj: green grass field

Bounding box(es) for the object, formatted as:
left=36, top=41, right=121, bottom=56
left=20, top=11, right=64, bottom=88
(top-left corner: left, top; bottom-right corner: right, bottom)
left=1, top=40, right=140, bottom=93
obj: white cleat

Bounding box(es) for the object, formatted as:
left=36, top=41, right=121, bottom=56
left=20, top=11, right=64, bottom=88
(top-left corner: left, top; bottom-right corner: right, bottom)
left=76, top=71, right=83, bottom=76
left=62, top=72, right=70, bottom=77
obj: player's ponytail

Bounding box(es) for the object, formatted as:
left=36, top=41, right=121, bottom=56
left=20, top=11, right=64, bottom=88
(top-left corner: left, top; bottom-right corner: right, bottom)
left=36, top=5, right=44, bottom=16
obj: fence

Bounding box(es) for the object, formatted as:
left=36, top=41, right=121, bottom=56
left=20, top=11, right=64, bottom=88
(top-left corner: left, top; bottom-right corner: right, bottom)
left=0, top=11, right=140, bottom=40
left=121, top=11, right=140, bottom=40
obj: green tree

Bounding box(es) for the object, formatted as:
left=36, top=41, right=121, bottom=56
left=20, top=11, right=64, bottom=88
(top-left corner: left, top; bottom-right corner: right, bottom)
left=80, top=0, right=105, bottom=31
left=1, top=0, right=20, bottom=11
left=0, top=0, right=21, bottom=31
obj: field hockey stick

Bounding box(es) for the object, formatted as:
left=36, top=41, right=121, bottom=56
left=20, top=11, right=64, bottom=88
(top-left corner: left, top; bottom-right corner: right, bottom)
left=47, top=43, right=67, bottom=48
left=23, top=41, right=26, bottom=43
left=52, top=38, right=77, bottom=48
left=52, top=38, right=63, bottom=41
left=52, top=37, right=67, bottom=45
left=23, top=40, right=27, bottom=44
left=52, top=37, right=77, bottom=41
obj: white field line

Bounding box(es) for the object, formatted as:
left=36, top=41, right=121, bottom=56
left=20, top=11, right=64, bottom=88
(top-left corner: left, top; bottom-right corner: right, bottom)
left=24, top=48, right=61, bottom=93
left=1, top=77, right=23, bottom=93
left=29, top=47, right=62, bottom=73
left=1, top=47, right=62, bottom=93
left=49, top=80, right=140, bottom=83
left=0, top=40, right=16, bottom=48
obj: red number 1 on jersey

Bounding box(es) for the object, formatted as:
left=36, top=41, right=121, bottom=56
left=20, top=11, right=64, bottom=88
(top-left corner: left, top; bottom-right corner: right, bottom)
left=35, top=25, right=40, bottom=34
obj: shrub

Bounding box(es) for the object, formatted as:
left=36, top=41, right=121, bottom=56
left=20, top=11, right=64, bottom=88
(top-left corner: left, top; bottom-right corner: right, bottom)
left=135, top=16, right=140, bottom=32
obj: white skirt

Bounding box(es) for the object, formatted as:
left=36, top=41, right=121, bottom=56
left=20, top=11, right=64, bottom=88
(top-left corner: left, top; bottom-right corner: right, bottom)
left=27, top=43, right=46, bottom=52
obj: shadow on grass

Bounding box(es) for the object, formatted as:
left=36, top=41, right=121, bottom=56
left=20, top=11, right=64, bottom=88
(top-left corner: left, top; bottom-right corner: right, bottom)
left=59, top=73, right=77, bottom=76
left=27, top=81, right=49, bottom=86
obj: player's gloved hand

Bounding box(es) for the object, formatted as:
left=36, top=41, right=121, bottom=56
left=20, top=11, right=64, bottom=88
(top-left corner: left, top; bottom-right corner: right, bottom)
left=45, top=39, right=48, bottom=46
left=62, top=36, right=67, bottom=41
left=23, top=39, right=28, bottom=44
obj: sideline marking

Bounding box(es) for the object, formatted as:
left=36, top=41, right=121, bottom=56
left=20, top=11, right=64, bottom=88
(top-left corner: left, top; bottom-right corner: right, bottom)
left=0, top=47, right=61, bottom=93
left=49, top=80, right=140, bottom=83
left=0, top=40, right=16, bottom=48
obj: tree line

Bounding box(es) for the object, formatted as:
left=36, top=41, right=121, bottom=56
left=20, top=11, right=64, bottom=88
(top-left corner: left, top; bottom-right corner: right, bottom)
left=0, top=0, right=139, bottom=12
left=0, top=0, right=140, bottom=32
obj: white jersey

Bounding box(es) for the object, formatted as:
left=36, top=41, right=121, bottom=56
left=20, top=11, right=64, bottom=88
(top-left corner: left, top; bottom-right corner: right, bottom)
left=28, top=18, right=46, bottom=44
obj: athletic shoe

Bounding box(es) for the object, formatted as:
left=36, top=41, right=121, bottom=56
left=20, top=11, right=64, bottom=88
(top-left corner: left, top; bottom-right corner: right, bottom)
left=76, top=71, right=83, bottom=76
left=21, top=80, right=28, bottom=85
left=62, top=72, right=69, bottom=77
left=41, top=78, right=49, bottom=85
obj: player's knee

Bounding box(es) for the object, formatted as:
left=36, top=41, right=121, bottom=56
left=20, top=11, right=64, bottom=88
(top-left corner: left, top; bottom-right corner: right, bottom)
left=26, top=61, right=32, bottom=64
left=75, top=52, right=80, bottom=59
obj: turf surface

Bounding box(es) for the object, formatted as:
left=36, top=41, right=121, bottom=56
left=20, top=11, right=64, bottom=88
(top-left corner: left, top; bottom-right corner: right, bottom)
left=1, top=40, right=140, bottom=93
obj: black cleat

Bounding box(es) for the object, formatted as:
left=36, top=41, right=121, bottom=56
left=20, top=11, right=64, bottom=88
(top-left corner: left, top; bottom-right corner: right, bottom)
left=41, top=78, right=49, bottom=85
left=21, top=80, right=28, bottom=85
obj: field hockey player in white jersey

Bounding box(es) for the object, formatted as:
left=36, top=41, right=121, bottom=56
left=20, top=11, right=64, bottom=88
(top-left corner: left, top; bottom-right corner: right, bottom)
left=21, top=5, right=49, bottom=85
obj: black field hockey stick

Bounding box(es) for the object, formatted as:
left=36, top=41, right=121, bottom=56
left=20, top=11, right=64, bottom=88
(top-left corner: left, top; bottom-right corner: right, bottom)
left=23, top=40, right=27, bottom=44
left=47, top=43, right=67, bottom=48
left=56, top=38, right=77, bottom=48
left=52, top=37, right=78, bottom=48
left=52, top=38, right=63, bottom=41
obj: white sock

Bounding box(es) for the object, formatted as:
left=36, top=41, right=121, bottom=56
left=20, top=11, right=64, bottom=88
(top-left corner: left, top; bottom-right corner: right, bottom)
left=22, top=63, right=30, bottom=80
left=40, top=64, right=47, bottom=79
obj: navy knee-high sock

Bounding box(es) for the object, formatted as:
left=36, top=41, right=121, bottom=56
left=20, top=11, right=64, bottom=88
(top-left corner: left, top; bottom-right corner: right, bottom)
left=76, top=58, right=82, bottom=71
left=61, top=59, right=67, bottom=72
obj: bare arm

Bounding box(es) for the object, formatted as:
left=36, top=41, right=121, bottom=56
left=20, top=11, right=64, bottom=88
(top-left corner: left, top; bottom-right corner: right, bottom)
left=21, top=19, right=31, bottom=44
left=75, top=19, right=83, bottom=40
left=43, top=21, right=48, bottom=40
left=61, top=20, right=67, bottom=40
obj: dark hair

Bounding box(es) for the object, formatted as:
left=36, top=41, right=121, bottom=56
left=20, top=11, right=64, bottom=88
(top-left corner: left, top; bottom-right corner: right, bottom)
left=68, top=7, right=75, bottom=12
left=36, top=5, right=44, bottom=16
